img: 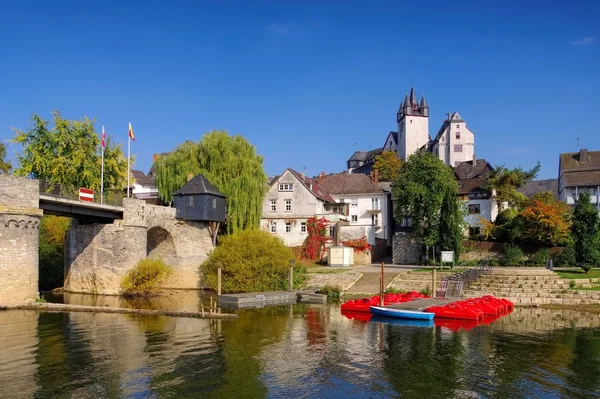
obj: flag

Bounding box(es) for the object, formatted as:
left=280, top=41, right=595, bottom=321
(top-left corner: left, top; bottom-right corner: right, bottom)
left=128, top=122, right=135, bottom=141
left=101, top=125, right=106, bottom=148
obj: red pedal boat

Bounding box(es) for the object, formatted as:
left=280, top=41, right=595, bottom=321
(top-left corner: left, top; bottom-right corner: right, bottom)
left=424, top=302, right=484, bottom=321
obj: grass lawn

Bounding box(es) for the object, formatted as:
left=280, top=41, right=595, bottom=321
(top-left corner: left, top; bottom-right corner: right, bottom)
left=555, top=269, right=600, bottom=280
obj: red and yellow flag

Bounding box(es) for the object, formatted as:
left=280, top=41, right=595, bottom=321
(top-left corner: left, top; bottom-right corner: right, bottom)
left=128, top=122, right=135, bottom=141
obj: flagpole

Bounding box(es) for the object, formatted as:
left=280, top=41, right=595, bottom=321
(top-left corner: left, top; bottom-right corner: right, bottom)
left=101, top=125, right=105, bottom=204
left=127, top=126, right=131, bottom=198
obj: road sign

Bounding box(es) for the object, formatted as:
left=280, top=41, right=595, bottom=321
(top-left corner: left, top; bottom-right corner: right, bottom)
left=79, top=188, right=94, bottom=202
left=441, top=251, right=454, bottom=263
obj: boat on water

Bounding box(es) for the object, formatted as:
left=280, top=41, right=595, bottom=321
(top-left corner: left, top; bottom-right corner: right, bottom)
left=340, top=291, right=429, bottom=313
left=370, top=306, right=435, bottom=320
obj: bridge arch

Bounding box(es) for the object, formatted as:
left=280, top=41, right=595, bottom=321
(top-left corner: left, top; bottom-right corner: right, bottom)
left=146, top=226, right=178, bottom=267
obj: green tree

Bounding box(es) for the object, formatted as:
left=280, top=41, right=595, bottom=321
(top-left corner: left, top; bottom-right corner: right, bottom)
left=0, top=139, right=11, bottom=174
left=12, top=111, right=129, bottom=191
left=156, top=131, right=267, bottom=234
left=393, top=151, right=458, bottom=247
left=39, top=215, right=71, bottom=290
left=571, top=192, right=600, bottom=273
left=373, top=150, right=402, bottom=182
left=485, top=162, right=540, bottom=209
left=438, top=185, right=464, bottom=261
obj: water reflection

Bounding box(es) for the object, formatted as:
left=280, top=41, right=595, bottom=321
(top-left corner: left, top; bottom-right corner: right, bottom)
left=0, top=298, right=599, bottom=398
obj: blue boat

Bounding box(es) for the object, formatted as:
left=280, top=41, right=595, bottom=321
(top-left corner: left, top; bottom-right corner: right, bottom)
left=370, top=306, right=435, bottom=321
left=371, top=315, right=434, bottom=328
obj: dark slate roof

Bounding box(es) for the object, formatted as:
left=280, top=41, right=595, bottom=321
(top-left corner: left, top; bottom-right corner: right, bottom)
left=287, top=169, right=337, bottom=203
left=390, top=131, right=398, bottom=144
left=560, top=149, right=600, bottom=187
left=347, top=148, right=383, bottom=162
left=318, top=173, right=384, bottom=195
left=518, top=179, right=560, bottom=200
left=454, top=159, right=493, bottom=180
left=378, top=182, right=392, bottom=193
left=131, top=170, right=156, bottom=187
left=173, top=173, right=225, bottom=197
left=457, top=178, right=488, bottom=195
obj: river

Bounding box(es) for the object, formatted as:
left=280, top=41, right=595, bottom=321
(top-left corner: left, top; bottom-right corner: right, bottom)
left=0, top=292, right=599, bottom=398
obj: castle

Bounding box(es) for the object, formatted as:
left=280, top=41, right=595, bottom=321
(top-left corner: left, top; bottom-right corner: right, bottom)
left=347, top=87, right=476, bottom=174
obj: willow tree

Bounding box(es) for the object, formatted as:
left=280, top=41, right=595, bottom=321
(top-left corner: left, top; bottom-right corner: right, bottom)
left=156, top=131, right=267, bottom=234
left=12, top=111, right=129, bottom=191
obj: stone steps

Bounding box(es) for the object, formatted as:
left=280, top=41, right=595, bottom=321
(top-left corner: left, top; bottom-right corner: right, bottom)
left=463, top=290, right=600, bottom=300
left=469, top=284, right=570, bottom=290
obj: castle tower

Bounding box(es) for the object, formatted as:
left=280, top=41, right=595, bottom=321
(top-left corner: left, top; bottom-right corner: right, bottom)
left=397, top=87, right=430, bottom=161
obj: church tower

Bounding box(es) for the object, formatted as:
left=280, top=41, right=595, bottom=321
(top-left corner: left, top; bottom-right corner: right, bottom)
left=397, top=87, right=430, bottom=161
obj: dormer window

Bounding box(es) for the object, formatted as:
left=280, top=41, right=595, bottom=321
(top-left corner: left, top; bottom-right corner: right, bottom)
left=456, top=132, right=460, bottom=139
left=279, top=183, right=293, bottom=192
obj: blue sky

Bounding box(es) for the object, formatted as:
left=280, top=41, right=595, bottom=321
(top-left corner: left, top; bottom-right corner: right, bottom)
left=1, top=0, right=598, bottom=179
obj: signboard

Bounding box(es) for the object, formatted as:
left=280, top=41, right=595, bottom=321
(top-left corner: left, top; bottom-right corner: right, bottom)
left=441, top=251, right=454, bottom=263
left=79, top=188, right=94, bottom=203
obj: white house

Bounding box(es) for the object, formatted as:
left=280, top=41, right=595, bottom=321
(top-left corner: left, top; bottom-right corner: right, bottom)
left=558, top=149, right=600, bottom=210
left=318, top=172, right=392, bottom=246
left=454, top=159, right=498, bottom=236
left=261, top=169, right=344, bottom=246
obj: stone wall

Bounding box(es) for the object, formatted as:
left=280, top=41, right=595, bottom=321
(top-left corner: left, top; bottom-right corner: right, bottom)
left=64, top=199, right=213, bottom=294
left=0, top=176, right=42, bottom=305
left=392, top=232, right=420, bottom=265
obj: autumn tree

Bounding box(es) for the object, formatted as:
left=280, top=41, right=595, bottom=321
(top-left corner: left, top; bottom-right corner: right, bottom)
left=373, top=150, right=402, bottom=182
left=485, top=162, right=540, bottom=209
left=519, top=194, right=571, bottom=246
left=12, top=111, right=129, bottom=191
left=571, top=192, right=600, bottom=273
left=393, top=151, right=459, bottom=248
left=0, top=139, right=11, bottom=174
left=156, top=131, right=267, bottom=234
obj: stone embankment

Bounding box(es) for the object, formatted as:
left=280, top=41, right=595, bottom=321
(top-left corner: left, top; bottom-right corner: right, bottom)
left=462, top=269, right=600, bottom=305
left=387, top=270, right=454, bottom=293
left=304, top=269, right=363, bottom=291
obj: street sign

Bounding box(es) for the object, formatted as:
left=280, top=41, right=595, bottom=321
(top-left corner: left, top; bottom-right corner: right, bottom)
left=79, top=188, right=94, bottom=202
left=441, top=251, right=454, bottom=263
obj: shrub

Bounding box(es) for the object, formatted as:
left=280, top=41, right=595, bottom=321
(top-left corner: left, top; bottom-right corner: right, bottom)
left=201, top=229, right=306, bottom=293
left=528, top=248, right=550, bottom=266
left=503, top=244, right=523, bottom=266
left=340, top=236, right=371, bottom=254
left=121, top=258, right=172, bottom=296
left=556, top=247, right=576, bottom=267
left=317, top=285, right=341, bottom=302
left=384, top=287, right=405, bottom=294
left=39, top=215, right=71, bottom=290
left=420, top=287, right=432, bottom=296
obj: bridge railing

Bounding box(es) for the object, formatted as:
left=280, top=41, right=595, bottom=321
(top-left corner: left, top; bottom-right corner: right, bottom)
left=39, top=180, right=125, bottom=207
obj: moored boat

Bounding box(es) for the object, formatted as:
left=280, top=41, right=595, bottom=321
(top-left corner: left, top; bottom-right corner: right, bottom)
left=424, top=302, right=484, bottom=321
left=370, top=306, right=435, bottom=320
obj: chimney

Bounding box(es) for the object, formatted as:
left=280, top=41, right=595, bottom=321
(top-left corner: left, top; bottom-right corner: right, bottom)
left=472, top=154, right=476, bottom=165
left=374, top=169, right=379, bottom=185
left=370, top=171, right=374, bottom=181
left=446, top=113, right=451, bottom=122
left=187, top=173, right=194, bottom=182
left=153, top=153, right=159, bottom=162
left=579, top=149, right=589, bottom=164
left=301, top=170, right=306, bottom=179
left=318, top=171, right=325, bottom=184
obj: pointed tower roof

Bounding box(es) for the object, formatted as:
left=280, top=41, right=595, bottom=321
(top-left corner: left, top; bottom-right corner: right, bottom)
left=398, top=100, right=404, bottom=112
left=409, top=87, right=417, bottom=105
left=403, top=93, right=410, bottom=108
left=419, top=94, right=429, bottom=109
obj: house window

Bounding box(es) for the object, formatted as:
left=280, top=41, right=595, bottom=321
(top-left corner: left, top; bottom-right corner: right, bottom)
left=455, top=132, right=460, bottom=140
left=571, top=188, right=578, bottom=198
left=212, top=198, right=217, bottom=208
left=456, top=124, right=460, bottom=128
left=371, top=198, right=380, bottom=210
left=468, top=204, right=481, bottom=214
left=285, top=222, right=292, bottom=233
left=372, top=214, right=379, bottom=226
left=454, top=144, right=463, bottom=152
left=351, top=198, right=358, bottom=207
left=270, top=222, right=277, bottom=233
left=285, top=199, right=292, bottom=211
left=188, top=196, right=194, bottom=206
left=329, top=226, right=335, bottom=237
left=351, top=215, right=358, bottom=222
left=279, top=183, right=293, bottom=192
left=469, top=227, right=481, bottom=236
left=270, top=200, right=276, bottom=211
left=301, top=222, right=307, bottom=233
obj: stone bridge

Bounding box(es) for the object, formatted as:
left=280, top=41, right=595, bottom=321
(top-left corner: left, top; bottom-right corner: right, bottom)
left=0, top=175, right=213, bottom=305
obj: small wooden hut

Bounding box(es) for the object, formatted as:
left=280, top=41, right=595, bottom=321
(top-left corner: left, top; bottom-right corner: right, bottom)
left=173, top=174, right=226, bottom=245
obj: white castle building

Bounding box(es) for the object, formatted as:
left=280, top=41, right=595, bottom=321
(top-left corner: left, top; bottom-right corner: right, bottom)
left=347, top=87, right=476, bottom=172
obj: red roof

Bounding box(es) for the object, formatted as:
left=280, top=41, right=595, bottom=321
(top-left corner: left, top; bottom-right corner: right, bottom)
left=288, top=169, right=337, bottom=203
